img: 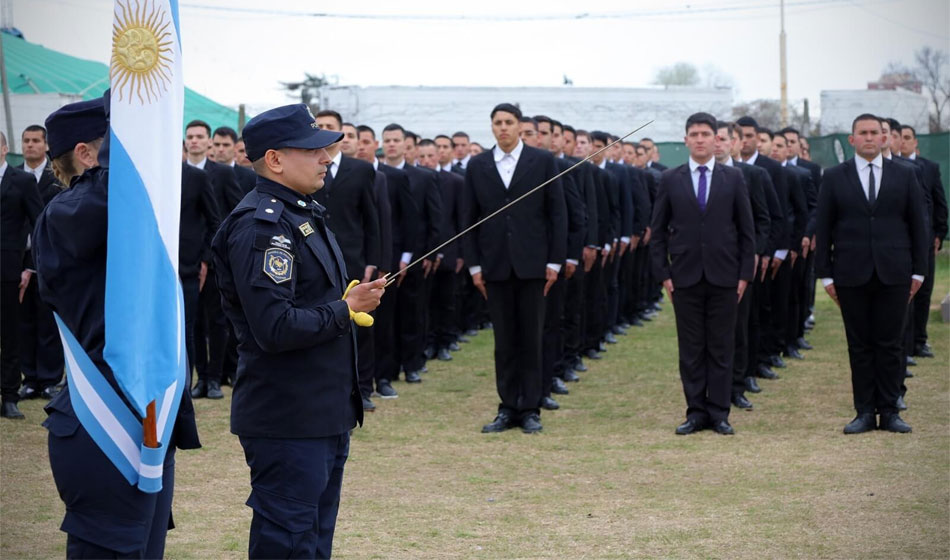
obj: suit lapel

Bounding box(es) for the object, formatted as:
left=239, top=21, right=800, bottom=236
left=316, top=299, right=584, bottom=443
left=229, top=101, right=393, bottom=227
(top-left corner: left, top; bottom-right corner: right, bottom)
left=678, top=165, right=701, bottom=213
left=301, top=217, right=339, bottom=288
left=508, top=147, right=533, bottom=193
left=843, top=159, right=870, bottom=211
left=875, top=159, right=892, bottom=213
left=483, top=152, right=508, bottom=193
left=705, top=165, right=725, bottom=212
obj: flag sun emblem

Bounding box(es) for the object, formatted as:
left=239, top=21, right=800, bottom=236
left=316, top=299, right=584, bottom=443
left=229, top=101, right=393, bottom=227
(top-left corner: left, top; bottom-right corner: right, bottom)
left=110, top=0, right=174, bottom=104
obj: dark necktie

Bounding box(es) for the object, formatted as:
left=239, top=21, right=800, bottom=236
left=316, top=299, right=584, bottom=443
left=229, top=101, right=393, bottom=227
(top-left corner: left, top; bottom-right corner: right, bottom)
left=697, top=165, right=708, bottom=212
left=867, top=163, right=876, bottom=205
left=325, top=165, right=335, bottom=191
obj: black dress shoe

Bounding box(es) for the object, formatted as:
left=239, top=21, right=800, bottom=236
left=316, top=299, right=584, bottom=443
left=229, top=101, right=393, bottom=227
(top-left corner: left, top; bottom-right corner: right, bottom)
left=584, top=348, right=602, bottom=360
left=914, top=344, right=934, bottom=358
left=17, top=385, right=38, bottom=400
left=457, top=336, right=471, bottom=344
left=896, top=396, right=908, bottom=411
left=630, top=317, right=645, bottom=327
left=40, top=386, right=60, bottom=400
left=481, top=322, right=493, bottom=330
left=520, top=413, right=543, bottom=433
left=639, top=312, right=654, bottom=322
left=769, top=355, right=787, bottom=369
left=604, top=332, right=618, bottom=344
left=755, top=364, right=779, bottom=380
left=437, top=348, right=453, bottom=361
left=448, top=341, right=462, bottom=352
left=424, top=346, right=436, bottom=360
left=206, top=381, right=224, bottom=399
left=375, top=380, right=398, bottom=399
left=611, top=325, right=628, bottom=336
left=795, top=337, right=813, bottom=350
left=879, top=413, right=912, bottom=433
left=905, top=369, right=914, bottom=378
left=675, top=419, right=705, bottom=435
left=562, top=369, right=580, bottom=383
left=732, top=393, right=754, bottom=410
left=784, top=347, right=804, bottom=360
left=652, top=302, right=662, bottom=312
left=712, top=420, right=735, bottom=435
left=574, top=360, right=588, bottom=372
left=362, top=396, right=376, bottom=411
left=1, top=402, right=25, bottom=420
left=843, top=413, right=876, bottom=434
left=551, top=377, right=569, bottom=395
left=744, top=376, right=762, bottom=393
left=191, top=380, right=207, bottom=398
left=482, top=412, right=514, bottom=433
left=464, top=329, right=478, bottom=337
left=906, top=355, right=918, bottom=367
left=405, top=370, right=422, bottom=383
left=540, top=396, right=560, bottom=410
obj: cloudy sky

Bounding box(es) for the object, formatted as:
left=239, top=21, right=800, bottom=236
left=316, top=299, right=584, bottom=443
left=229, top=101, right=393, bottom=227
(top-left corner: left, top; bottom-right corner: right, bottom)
left=9, top=0, right=950, bottom=115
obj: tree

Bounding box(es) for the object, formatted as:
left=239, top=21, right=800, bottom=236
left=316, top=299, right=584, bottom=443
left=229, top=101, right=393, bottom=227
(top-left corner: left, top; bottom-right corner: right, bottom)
left=914, top=46, right=950, bottom=132
left=731, top=98, right=809, bottom=133
left=652, top=62, right=700, bottom=88
left=701, top=63, right=735, bottom=90
left=280, top=73, right=330, bottom=112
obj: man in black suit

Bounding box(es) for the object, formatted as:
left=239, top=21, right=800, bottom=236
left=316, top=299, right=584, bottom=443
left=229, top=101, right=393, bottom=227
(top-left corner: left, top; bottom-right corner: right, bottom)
left=899, top=125, right=948, bottom=359
left=650, top=112, right=755, bottom=435
left=466, top=103, right=567, bottom=434
left=213, top=126, right=257, bottom=195
left=17, top=125, right=66, bottom=400
left=815, top=114, right=928, bottom=434
left=185, top=120, right=243, bottom=397
left=640, top=138, right=668, bottom=171
left=0, top=132, right=44, bottom=419
left=382, top=124, right=442, bottom=384
left=451, top=132, right=472, bottom=175
left=179, top=163, right=221, bottom=396
left=315, top=111, right=382, bottom=410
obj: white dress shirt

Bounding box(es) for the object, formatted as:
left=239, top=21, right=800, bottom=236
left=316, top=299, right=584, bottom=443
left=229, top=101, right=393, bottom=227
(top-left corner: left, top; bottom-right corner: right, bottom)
left=372, top=158, right=379, bottom=171
left=187, top=157, right=207, bottom=170
left=452, top=154, right=470, bottom=170
left=687, top=157, right=714, bottom=204
left=907, top=152, right=917, bottom=161
left=742, top=151, right=759, bottom=166
left=599, top=159, right=630, bottom=246
left=788, top=155, right=798, bottom=166
left=25, top=158, right=48, bottom=182
left=440, top=162, right=454, bottom=173
left=329, top=150, right=342, bottom=178
left=388, top=158, right=413, bottom=264
left=0, top=161, right=7, bottom=181
left=820, top=154, right=923, bottom=287
left=722, top=156, right=735, bottom=167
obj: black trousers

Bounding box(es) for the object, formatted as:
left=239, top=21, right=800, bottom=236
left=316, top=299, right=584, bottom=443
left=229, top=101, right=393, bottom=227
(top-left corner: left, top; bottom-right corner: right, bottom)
left=605, top=253, right=622, bottom=329
left=374, top=283, right=399, bottom=384
left=836, top=272, right=909, bottom=415
left=767, top=258, right=792, bottom=355
left=542, top=273, right=566, bottom=397
left=671, top=278, right=737, bottom=424
left=486, top=277, right=546, bottom=418
left=785, top=257, right=804, bottom=347
left=754, top=266, right=774, bottom=365
left=747, top=270, right=766, bottom=377
left=0, top=281, right=21, bottom=403
left=456, top=272, right=479, bottom=332
left=18, top=277, right=64, bottom=390
left=797, top=251, right=815, bottom=338
left=562, top=265, right=585, bottom=367
left=428, top=269, right=458, bottom=350
left=195, top=272, right=228, bottom=385
left=634, top=245, right=651, bottom=315
left=356, top=315, right=375, bottom=399
left=397, top=267, right=427, bottom=373
left=583, top=260, right=607, bottom=352
left=732, top=278, right=753, bottom=396
left=619, top=249, right=637, bottom=323
left=912, top=249, right=936, bottom=347
left=181, top=276, right=199, bottom=381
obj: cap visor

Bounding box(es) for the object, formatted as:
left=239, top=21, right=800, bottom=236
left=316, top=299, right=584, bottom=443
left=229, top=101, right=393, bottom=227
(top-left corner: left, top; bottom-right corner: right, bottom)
left=280, top=128, right=343, bottom=151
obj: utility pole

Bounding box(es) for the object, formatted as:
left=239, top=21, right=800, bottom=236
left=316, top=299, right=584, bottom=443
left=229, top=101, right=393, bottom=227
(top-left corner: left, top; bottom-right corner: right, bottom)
left=779, top=0, right=789, bottom=127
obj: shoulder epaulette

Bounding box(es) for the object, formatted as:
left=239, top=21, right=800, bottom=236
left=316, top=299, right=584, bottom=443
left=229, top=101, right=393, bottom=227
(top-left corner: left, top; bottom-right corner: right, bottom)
left=254, top=197, right=284, bottom=223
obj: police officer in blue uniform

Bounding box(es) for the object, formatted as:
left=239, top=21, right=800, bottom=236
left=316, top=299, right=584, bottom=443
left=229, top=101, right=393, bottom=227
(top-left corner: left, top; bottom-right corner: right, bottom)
left=33, top=96, right=201, bottom=558
left=212, top=104, right=386, bottom=559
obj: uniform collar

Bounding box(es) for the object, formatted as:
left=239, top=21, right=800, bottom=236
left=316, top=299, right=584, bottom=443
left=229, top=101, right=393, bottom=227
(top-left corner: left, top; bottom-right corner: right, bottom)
left=255, top=176, right=319, bottom=212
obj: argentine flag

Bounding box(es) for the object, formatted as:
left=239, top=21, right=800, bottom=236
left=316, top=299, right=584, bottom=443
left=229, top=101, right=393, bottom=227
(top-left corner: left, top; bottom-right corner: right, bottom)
left=58, top=0, right=186, bottom=493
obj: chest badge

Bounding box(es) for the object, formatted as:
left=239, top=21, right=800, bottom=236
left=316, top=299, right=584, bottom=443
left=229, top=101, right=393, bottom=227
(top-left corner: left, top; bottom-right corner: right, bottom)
left=298, top=221, right=315, bottom=237
left=270, top=234, right=292, bottom=250
left=263, top=248, right=293, bottom=284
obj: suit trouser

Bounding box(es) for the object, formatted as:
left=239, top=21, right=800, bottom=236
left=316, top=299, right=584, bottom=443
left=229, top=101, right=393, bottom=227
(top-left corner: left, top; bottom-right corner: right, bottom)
left=374, top=283, right=399, bottom=384
left=767, top=258, right=792, bottom=356
left=240, top=433, right=349, bottom=560
left=486, top=277, right=546, bottom=418
left=785, top=257, right=804, bottom=347
left=732, top=278, right=753, bottom=396
left=912, top=249, right=937, bottom=347
left=583, top=261, right=607, bottom=352
left=397, top=267, right=427, bottom=373
left=562, top=265, right=585, bottom=367
left=18, top=277, right=64, bottom=390
left=747, top=270, right=767, bottom=377
left=0, top=281, right=21, bottom=403
left=428, top=269, right=458, bottom=350
left=635, top=245, right=651, bottom=314
left=672, top=278, right=737, bottom=424
left=356, top=319, right=375, bottom=399
left=619, top=249, right=637, bottom=323
left=195, top=272, right=228, bottom=385
left=836, top=272, right=909, bottom=415
left=456, top=272, right=480, bottom=332
left=798, top=251, right=815, bottom=337
left=181, top=276, right=199, bottom=381
left=605, top=254, right=622, bottom=329
left=542, top=273, right=566, bottom=397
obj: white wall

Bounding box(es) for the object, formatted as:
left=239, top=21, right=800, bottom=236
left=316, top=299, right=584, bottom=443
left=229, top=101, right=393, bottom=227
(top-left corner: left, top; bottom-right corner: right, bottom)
left=1, top=93, right=82, bottom=152
left=820, top=89, right=930, bottom=134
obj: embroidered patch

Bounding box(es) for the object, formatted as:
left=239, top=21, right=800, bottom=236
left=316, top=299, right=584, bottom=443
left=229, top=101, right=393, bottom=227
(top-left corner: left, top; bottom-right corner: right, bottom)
left=263, top=248, right=293, bottom=284
left=270, top=234, right=292, bottom=250
left=298, top=222, right=314, bottom=237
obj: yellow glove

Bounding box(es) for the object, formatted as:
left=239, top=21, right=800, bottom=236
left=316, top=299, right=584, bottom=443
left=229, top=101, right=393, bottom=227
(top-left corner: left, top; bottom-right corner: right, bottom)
left=342, top=280, right=375, bottom=327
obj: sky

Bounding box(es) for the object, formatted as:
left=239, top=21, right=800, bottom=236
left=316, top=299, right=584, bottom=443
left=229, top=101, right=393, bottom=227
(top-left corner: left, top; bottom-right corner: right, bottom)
left=8, top=0, right=950, bottom=117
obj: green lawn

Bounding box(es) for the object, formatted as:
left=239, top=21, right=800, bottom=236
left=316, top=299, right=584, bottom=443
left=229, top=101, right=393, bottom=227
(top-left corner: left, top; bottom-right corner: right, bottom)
left=2, top=254, right=948, bottom=559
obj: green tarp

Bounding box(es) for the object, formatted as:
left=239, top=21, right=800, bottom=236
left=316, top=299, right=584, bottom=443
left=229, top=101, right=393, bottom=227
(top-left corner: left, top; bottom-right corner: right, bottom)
left=2, top=31, right=240, bottom=135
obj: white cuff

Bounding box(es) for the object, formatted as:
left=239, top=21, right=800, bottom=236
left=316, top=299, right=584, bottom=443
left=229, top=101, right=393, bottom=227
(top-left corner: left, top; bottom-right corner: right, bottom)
left=469, top=266, right=482, bottom=276
left=401, top=252, right=412, bottom=264
left=821, top=278, right=834, bottom=287
left=912, top=274, right=924, bottom=283
left=604, top=244, right=611, bottom=252
left=621, top=236, right=630, bottom=244
left=566, top=259, right=579, bottom=266
left=547, top=263, right=562, bottom=273
left=436, top=253, right=444, bottom=260
left=774, top=250, right=789, bottom=260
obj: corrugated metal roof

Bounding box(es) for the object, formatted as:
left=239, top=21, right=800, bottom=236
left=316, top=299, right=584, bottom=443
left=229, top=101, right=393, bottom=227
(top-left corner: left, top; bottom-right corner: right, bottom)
left=2, top=31, right=241, bottom=132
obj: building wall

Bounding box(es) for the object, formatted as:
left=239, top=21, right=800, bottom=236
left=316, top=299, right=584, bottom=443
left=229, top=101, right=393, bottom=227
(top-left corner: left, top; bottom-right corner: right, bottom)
left=318, top=85, right=733, bottom=147
left=0, top=93, right=82, bottom=153
left=820, top=89, right=929, bottom=134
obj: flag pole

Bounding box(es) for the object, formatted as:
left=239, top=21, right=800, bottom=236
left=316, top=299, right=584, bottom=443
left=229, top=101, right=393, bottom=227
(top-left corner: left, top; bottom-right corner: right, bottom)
left=144, top=402, right=158, bottom=448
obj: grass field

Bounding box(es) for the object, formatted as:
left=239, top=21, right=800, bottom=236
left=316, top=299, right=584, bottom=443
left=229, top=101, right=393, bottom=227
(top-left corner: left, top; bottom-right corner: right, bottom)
left=2, top=255, right=948, bottom=559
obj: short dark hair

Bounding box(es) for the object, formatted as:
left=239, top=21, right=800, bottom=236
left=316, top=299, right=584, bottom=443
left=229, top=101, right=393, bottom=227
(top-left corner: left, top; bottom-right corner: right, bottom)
left=471, top=142, right=485, bottom=150
left=901, top=124, right=917, bottom=138
left=640, top=137, right=654, bottom=143
left=778, top=126, right=800, bottom=138
left=562, top=124, right=576, bottom=135
left=213, top=126, right=238, bottom=143
left=22, top=124, right=47, bottom=141
left=715, top=120, right=732, bottom=132
left=342, top=122, right=356, bottom=130
left=357, top=125, right=376, bottom=139
left=434, top=134, right=451, bottom=143
left=315, top=110, right=343, bottom=128
left=417, top=138, right=435, bottom=148
left=185, top=120, right=212, bottom=136
left=590, top=130, right=610, bottom=145
left=405, top=130, right=419, bottom=143
left=550, top=118, right=563, bottom=131
left=382, top=123, right=406, bottom=138
left=685, top=112, right=717, bottom=134
left=574, top=129, right=591, bottom=142
left=533, top=115, right=552, bottom=128
left=735, top=116, right=759, bottom=129
left=519, top=116, right=538, bottom=130
left=491, top=102, right=522, bottom=120
left=885, top=117, right=901, bottom=132
left=757, top=127, right=774, bottom=140
left=451, top=131, right=469, bottom=140
left=851, top=113, right=882, bottom=133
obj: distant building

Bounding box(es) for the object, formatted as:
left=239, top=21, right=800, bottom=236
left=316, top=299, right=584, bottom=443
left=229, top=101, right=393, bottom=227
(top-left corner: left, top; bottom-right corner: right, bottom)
left=868, top=72, right=922, bottom=94
left=316, top=85, right=734, bottom=146
left=820, top=89, right=929, bottom=134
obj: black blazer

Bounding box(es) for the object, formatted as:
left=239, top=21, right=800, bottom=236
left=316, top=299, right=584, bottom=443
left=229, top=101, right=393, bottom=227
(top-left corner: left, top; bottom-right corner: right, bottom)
left=434, top=169, right=466, bottom=268
left=404, top=164, right=443, bottom=257
left=179, top=163, right=220, bottom=279
left=463, top=145, right=567, bottom=281
left=20, top=161, right=65, bottom=205
left=555, top=158, right=587, bottom=261
left=591, top=164, right=620, bottom=244
left=377, top=163, right=421, bottom=271
left=1, top=164, right=43, bottom=281
left=796, top=158, right=822, bottom=193
left=650, top=161, right=668, bottom=172
left=733, top=161, right=772, bottom=256
left=202, top=160, right=243, bottom=221
left=650, top=163, right=755, bottom=289
left=606, top=162, right=635, bottom=239
left=373, top=169, right=393, bottom=274
left=786, top=163, right=817, bottom=239
left=232, top=163, right=257, bottom=195
left=916, top=156, right=948, bottom=242
left=563, top=157, right=600, bottom=249
left=752, top=153, right=794, bottom=250
left=314, top=156, right=381, bottom=280
left=815, top=158, right=929, bottom=287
